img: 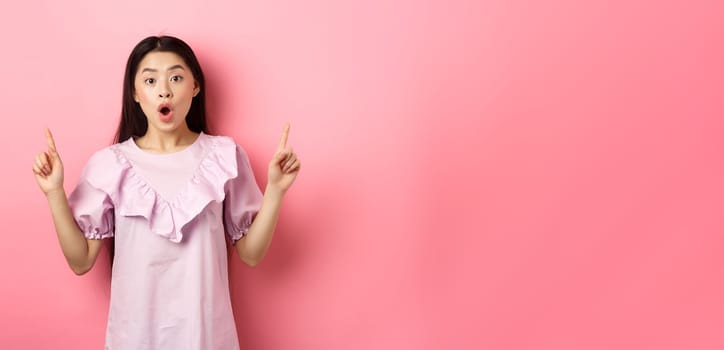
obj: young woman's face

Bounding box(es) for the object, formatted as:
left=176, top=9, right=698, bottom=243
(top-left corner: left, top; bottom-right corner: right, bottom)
left=134, top=51, right=200, bottom=133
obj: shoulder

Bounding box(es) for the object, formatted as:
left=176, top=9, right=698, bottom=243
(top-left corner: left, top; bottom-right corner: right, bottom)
left=77, top=142, right=132, bottom=189
left=200, top=134, right=255, bottom=175
left=202, top=133, right=238, bottom=148
left=202, top=133, right=251, bottom=157
left=83, top=144, right=126, bottom=172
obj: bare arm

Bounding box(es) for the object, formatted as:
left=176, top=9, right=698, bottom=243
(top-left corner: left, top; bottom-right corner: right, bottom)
left=46, top=189, right=104, bottom=275
left=235, top=187, right=284, bottom=266
left=33, top=129, right=103, bottom=275
left=235, top=123, right=300, bottom=266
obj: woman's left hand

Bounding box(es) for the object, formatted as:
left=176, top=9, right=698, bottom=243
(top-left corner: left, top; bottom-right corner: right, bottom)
left=267, top=122, right=301, bottom=193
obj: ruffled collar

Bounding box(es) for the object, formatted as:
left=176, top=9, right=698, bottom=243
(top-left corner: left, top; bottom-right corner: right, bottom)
left=84, top=133, right=240, bottom=243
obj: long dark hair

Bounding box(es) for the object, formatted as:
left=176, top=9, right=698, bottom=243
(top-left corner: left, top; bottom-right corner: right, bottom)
left=114, top=35, right=209, bottom=143
left=110, top=36, right=209, bottom=267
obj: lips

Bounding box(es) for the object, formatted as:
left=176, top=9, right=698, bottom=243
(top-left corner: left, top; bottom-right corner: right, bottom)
left=157, top=103, right=174, bottom=122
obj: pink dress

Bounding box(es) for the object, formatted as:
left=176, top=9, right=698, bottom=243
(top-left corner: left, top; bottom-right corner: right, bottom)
left=68, top=132, right=263, bottom=350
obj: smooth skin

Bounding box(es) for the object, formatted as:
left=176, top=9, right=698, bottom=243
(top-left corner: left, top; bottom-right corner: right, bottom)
left=33, top=51, right=300, bottom=274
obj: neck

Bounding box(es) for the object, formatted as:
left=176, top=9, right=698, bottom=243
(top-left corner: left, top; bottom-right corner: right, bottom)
left=136, top=126, right=199, bottom=153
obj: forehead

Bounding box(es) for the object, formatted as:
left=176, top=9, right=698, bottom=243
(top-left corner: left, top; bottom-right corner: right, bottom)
left=137, top=51, right=189, bottom=73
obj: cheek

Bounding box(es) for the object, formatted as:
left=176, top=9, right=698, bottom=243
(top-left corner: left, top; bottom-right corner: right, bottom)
left=133, top=84, right=144, bottom=101
left=136, top=87, right=154, bottom=103
left=178, top=84, right=194, bottom=97
left=177, top=87, right=195, bottom=103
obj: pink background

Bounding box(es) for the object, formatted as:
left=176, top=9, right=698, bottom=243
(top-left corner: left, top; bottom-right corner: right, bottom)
left=1, top=0, right=723, bottom=349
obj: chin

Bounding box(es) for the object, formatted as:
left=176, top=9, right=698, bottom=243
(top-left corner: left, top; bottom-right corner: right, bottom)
left=148, top=121, right=182, bottom=133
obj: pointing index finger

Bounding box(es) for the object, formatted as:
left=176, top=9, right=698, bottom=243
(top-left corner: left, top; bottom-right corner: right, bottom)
left=45, top=128, right=57, bottom=152
left=277, top=122, right=290, bottom=152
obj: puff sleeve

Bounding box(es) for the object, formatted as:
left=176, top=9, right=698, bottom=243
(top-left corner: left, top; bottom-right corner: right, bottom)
left=223, top=145, right=263, bottom=243
left=67, top=166, right=115, bottom=240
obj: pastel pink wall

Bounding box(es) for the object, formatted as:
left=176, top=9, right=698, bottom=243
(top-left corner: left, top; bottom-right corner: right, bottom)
left=1, top=0, right=723, bottom=349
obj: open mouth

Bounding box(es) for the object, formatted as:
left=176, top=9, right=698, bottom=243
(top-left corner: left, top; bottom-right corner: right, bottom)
left=160, top=107, right=171, bottom=116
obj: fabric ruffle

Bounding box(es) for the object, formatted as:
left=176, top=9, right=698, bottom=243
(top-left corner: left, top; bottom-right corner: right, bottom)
left=68, top=179, right=115, bottom=239
left=222, top=145, right=263, bottom=243
left=82, top=135, right=240, bottom=243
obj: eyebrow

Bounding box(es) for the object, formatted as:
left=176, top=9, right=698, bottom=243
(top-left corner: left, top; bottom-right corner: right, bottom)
left=141, top=65, right=186, bottom=73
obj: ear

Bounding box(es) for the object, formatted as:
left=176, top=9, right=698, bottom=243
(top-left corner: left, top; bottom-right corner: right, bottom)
left=193, top=81, right=200, bottom=97
left=133, top=90, right=140, bottom=103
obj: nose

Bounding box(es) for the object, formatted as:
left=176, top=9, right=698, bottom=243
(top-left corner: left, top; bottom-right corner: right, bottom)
left=158, top=83, right=172, bottom=99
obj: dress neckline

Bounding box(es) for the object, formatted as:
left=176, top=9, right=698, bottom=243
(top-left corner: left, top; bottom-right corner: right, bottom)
left=127, top=132, right=205, bottom=156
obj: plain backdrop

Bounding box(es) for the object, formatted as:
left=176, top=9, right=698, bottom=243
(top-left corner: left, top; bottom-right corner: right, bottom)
left=1, top=0, right=723, bottom=349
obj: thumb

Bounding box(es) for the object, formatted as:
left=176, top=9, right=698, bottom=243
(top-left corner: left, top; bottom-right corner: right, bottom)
left=273, top=149, right=289, bottom=163
left=271, top=148, right=293, bottom=167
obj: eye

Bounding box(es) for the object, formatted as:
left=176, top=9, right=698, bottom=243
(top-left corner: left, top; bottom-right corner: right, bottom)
left=171, top=75, right=184, bottom=82
left=144, top=78, right=156, bottom=85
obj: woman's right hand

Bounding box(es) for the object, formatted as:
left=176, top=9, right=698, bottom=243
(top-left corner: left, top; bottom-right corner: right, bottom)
left=32, top=128, right=65, bottom=196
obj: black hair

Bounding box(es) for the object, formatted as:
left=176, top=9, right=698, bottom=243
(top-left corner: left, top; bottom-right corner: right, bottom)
left=113, top=35, right=208, bottom=143
left=110, top=36, right=209, bottom=267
